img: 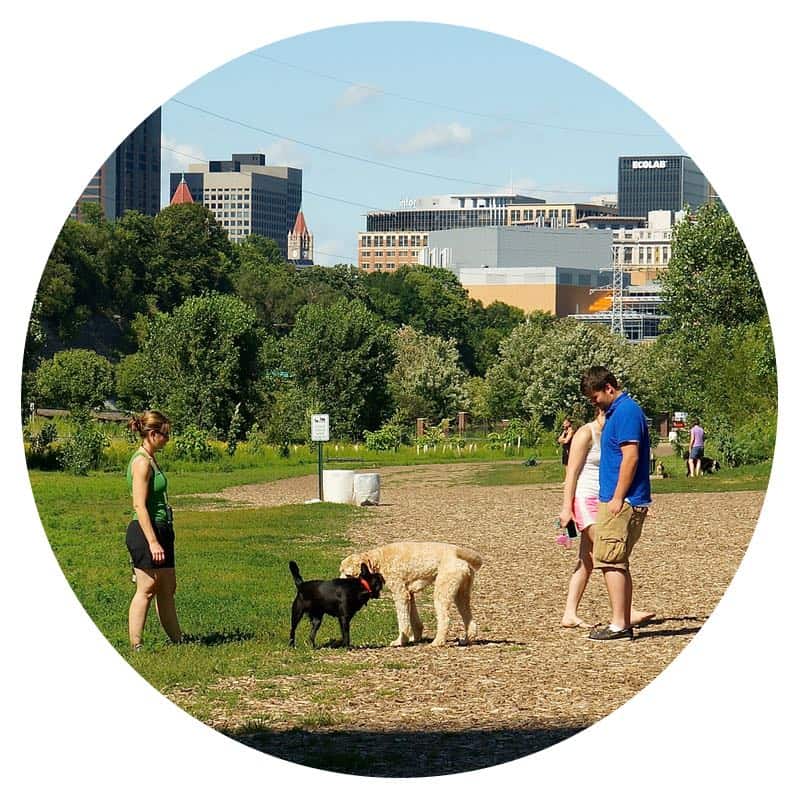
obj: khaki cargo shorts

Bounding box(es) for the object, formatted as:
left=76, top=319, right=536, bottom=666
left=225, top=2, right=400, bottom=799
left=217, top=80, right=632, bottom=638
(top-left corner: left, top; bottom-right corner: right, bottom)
left=593, top=501, right=648, bottom=569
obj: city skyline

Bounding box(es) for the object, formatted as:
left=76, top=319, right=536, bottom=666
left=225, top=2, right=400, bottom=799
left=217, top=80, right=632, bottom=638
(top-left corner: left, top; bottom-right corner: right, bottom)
left=160, top=22, right=683, bottom=264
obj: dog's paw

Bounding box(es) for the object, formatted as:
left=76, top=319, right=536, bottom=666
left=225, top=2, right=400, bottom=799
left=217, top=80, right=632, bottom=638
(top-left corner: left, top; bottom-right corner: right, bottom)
left=430, top=637, right=447, bottom=647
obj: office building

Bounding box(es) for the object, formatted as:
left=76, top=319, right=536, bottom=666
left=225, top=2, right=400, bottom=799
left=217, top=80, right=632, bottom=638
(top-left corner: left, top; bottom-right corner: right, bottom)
left=359, top=192, right=542, bottom=271
left=169, top=153, right=302, bottom=255
left=72, top=108, right=161, bottom=220
left=418, top=226, right=615, bottom=316
left=617, top=155, right=715, bottom=217
left=507, top=201, right=618, bottom=228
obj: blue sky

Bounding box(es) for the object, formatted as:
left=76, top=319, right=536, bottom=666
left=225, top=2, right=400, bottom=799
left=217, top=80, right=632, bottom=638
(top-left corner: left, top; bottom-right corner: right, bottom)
left=160, top=21, right=682, bottom=265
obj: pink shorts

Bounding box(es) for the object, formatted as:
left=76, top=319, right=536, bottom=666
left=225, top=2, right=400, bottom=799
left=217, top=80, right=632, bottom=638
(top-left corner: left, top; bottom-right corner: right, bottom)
left=572, top=495, right=599, bottom=532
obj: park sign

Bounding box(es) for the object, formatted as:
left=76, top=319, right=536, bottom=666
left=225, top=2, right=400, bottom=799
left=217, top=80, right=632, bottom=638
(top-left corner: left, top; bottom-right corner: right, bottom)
left=311, top=413, right=330, bottom=442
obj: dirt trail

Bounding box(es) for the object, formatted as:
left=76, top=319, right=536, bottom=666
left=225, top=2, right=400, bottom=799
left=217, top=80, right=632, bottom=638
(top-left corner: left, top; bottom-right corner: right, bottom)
left=171, top=463, right=763, bottom=776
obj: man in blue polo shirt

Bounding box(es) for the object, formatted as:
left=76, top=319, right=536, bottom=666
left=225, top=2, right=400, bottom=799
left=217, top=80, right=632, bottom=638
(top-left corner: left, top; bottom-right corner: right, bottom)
left=580, top=366, right=652, bottom=641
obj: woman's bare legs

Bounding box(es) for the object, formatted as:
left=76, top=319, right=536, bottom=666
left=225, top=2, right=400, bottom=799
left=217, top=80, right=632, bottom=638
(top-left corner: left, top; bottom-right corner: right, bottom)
left=129, top=568, right=157, bottom=648
left=562, top=526, right=594, bottom=627
left=154, top=568, right=182, bottom=643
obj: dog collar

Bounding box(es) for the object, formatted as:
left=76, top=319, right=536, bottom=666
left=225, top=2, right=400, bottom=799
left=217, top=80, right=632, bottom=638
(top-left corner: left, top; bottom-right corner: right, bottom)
left=359, top=578, right=372, bottom=595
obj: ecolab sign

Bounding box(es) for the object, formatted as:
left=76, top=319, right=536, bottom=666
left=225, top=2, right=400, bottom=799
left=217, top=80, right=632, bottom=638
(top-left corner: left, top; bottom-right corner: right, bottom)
left=631, top=159, right=667, bottom=169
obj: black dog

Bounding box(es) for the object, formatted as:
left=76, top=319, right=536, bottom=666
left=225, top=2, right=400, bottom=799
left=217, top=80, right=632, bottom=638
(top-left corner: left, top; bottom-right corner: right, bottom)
left=685, top=456, right=721, bottom=476
left=289, top=560, right=384, bottom=648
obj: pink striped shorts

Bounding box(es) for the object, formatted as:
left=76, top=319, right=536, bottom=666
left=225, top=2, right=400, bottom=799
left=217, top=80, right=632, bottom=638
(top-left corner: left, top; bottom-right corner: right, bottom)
left=572, top=495, right=600, bottom=532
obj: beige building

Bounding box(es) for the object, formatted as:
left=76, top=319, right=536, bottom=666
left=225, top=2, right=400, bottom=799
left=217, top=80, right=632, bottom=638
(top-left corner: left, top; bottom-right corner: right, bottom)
left=507, top=202, right=617, bottom=228
left=358, top=231, right=429, bottom=272
left=610, top=209, right=680, bottom=285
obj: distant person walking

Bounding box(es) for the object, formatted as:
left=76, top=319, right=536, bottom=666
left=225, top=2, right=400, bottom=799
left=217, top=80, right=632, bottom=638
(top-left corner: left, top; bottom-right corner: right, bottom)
left=688, top=419, right=706, bottom=477
left=580, top=366, right=652, bottom=641
left=125, top=411, right=182, bottom=650
left=557, top=418, right=575, bottom=479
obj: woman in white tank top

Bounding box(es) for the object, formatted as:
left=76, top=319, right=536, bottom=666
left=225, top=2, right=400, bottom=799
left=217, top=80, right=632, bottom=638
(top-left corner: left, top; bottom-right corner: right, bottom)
left=559, top=410, right=604, bottom=628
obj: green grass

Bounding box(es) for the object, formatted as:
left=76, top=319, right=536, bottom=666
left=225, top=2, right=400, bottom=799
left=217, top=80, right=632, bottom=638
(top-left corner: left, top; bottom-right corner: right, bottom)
left=27, top=469, right=400, bottom=696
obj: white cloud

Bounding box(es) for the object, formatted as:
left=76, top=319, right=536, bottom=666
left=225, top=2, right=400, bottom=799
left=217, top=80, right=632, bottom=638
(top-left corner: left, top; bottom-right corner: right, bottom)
left=263, top=140, right=307, bottom=169
left=387, top=122, right=474, bottom=155
left=336, top=84, right=383, bottom=109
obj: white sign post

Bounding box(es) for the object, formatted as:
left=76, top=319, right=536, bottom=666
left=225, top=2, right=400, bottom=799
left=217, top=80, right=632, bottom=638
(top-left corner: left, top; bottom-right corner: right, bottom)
left=311, top=414, right=330, bottom=500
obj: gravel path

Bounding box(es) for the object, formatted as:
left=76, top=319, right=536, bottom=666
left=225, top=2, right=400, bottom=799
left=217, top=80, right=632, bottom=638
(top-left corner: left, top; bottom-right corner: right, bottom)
left=173, top=463, right=762, bottom=777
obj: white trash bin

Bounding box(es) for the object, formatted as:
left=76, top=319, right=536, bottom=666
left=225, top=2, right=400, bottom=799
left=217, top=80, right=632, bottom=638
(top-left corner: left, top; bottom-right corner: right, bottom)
left=322, top=469, right=355, bottom=504
left=353, top=473, right=380, bottom=506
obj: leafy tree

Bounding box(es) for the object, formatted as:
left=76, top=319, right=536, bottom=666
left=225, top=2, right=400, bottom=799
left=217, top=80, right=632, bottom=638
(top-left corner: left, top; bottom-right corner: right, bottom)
left=520, top=320, right=634, bottom=425
left=126, top=293, right=265, bottom=436
left=486, top=318, right=635, bottom=426
left=466, top=299, right=527, bottom=376
left=660, top=203, right=766, bottom=334
left=363, top=265, right=473, bottom=366
left=282, top=298, right=396, bottom=439
left=150, top=203, right=235, bottom=311
left=484, top=314, right=557, bottom=419
left=464, top=376, right=491, bottom=423
left=387, top=325, right=468, bottom=424
left=33, top=348, right=115, bottom=409
left=105, top=210, right=158, bottom=318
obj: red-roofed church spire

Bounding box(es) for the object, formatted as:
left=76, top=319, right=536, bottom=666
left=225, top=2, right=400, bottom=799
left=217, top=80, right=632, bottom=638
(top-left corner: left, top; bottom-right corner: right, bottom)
left=288, top=209, right=314, bottom=265
left=170, top=175, right=194, bottom=205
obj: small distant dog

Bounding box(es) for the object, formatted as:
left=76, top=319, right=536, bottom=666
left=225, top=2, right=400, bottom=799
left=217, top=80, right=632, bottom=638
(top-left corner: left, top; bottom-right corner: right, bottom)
left=340, top=541, right=483, bottom=647
left=654, top=460, right=666, bottom=478
left=685, top=456, right=721, bottom=476
left=289, top=560, right=384, bottom=648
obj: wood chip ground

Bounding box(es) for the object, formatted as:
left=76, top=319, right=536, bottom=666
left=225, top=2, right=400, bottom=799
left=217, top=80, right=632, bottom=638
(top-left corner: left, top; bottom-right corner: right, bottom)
left=169, top=463, right=762, bottom=777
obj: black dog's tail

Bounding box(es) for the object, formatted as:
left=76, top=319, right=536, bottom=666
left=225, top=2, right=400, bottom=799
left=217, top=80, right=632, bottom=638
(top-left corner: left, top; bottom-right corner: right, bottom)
left=289, top=560, right=303, bottom=587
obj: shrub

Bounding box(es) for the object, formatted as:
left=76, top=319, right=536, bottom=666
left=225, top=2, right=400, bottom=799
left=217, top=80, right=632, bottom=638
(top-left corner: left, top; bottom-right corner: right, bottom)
left=34, top=349, right=114, bottom=409
left=23, top=421, right=60, bottom=469
left=363, top=422, right=404, bottom=452
left=58, top=413, right=109, bottom=475
left=172, top=426, right=215, bottom=462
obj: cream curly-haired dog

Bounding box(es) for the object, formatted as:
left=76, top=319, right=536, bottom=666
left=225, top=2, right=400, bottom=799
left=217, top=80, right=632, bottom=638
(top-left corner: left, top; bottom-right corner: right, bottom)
left=340, top=541, right=482, bottom=647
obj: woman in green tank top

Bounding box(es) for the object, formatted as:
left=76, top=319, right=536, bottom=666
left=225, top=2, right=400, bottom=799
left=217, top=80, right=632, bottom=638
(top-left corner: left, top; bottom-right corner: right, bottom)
left=125, top=410, right=182, bottom=650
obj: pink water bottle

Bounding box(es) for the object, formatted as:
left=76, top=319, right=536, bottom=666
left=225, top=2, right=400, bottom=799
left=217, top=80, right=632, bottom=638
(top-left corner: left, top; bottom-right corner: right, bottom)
left=555, top=519, right=572, bottom=548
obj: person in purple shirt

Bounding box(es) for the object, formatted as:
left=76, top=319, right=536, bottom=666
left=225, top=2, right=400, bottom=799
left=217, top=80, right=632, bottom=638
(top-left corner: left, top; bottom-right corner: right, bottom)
left=580, top=366, right=652, bottom=641
left=688, top=419, right=705, bottom=477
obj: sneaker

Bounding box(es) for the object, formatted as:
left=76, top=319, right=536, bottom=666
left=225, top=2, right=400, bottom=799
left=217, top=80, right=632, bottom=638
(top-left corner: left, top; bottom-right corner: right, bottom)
left=589, top=625, right=633, bottom=641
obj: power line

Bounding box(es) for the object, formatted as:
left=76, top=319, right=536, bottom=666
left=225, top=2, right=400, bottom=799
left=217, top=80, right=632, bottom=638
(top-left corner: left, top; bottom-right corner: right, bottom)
left=167, top=100, right=616, bottom=198
left=251, top=52, right=664, bottom=138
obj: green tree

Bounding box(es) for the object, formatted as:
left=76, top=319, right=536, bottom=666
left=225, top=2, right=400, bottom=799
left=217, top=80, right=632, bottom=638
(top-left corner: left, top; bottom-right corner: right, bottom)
left=33, top=348, right=115, bottom=409
left=127, top=293, right=265, bottom=435
left=150, top=203, right=235, bottom=311
left=466, top=299, right=527, bottom=376
left=387, top=325, right=468, bottom=423
left=363, top=265, right=473, bottom=366
left=486, top=318, right=635, bottom=426
left=282, top=298, right=396, bottom=439
left=661, top=203, right=766, bottom=334
left=483, top=313, right=559, bottom=419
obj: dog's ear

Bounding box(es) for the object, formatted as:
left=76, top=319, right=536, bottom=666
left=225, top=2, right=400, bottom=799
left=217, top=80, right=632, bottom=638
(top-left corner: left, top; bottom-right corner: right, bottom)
left=360, top=562, right=370, bottom=578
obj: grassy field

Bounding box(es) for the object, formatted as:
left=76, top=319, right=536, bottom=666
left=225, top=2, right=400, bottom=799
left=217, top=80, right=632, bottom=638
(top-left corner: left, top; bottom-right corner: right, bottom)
left=28, top=468, right=403, bottom=695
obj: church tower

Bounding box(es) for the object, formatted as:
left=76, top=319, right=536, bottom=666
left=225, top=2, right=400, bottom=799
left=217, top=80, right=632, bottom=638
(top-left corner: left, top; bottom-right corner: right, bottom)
left=288, top=210, right=314, bottom=266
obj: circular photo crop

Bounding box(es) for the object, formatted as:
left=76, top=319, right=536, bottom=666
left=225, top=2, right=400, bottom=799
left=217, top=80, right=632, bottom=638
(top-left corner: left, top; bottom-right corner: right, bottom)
left=22, top=21, right=775, bottom=778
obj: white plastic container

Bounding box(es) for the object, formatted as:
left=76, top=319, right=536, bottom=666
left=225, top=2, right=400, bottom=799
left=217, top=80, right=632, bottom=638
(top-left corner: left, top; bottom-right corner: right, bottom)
left=322, top=469, right=355, bottom=504
left=353, top=473, right=381, bottom=506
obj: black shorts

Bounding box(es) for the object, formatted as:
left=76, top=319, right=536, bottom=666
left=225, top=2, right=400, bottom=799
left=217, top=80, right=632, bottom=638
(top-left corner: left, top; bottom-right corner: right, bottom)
left=126, top=519, right=176, bottom=570
left=562, top=446, right=571, bottom=466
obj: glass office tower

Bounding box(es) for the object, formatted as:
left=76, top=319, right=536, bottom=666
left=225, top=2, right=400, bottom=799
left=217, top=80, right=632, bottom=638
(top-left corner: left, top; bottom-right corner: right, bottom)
left=618, top=155, right=711, bottom=217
